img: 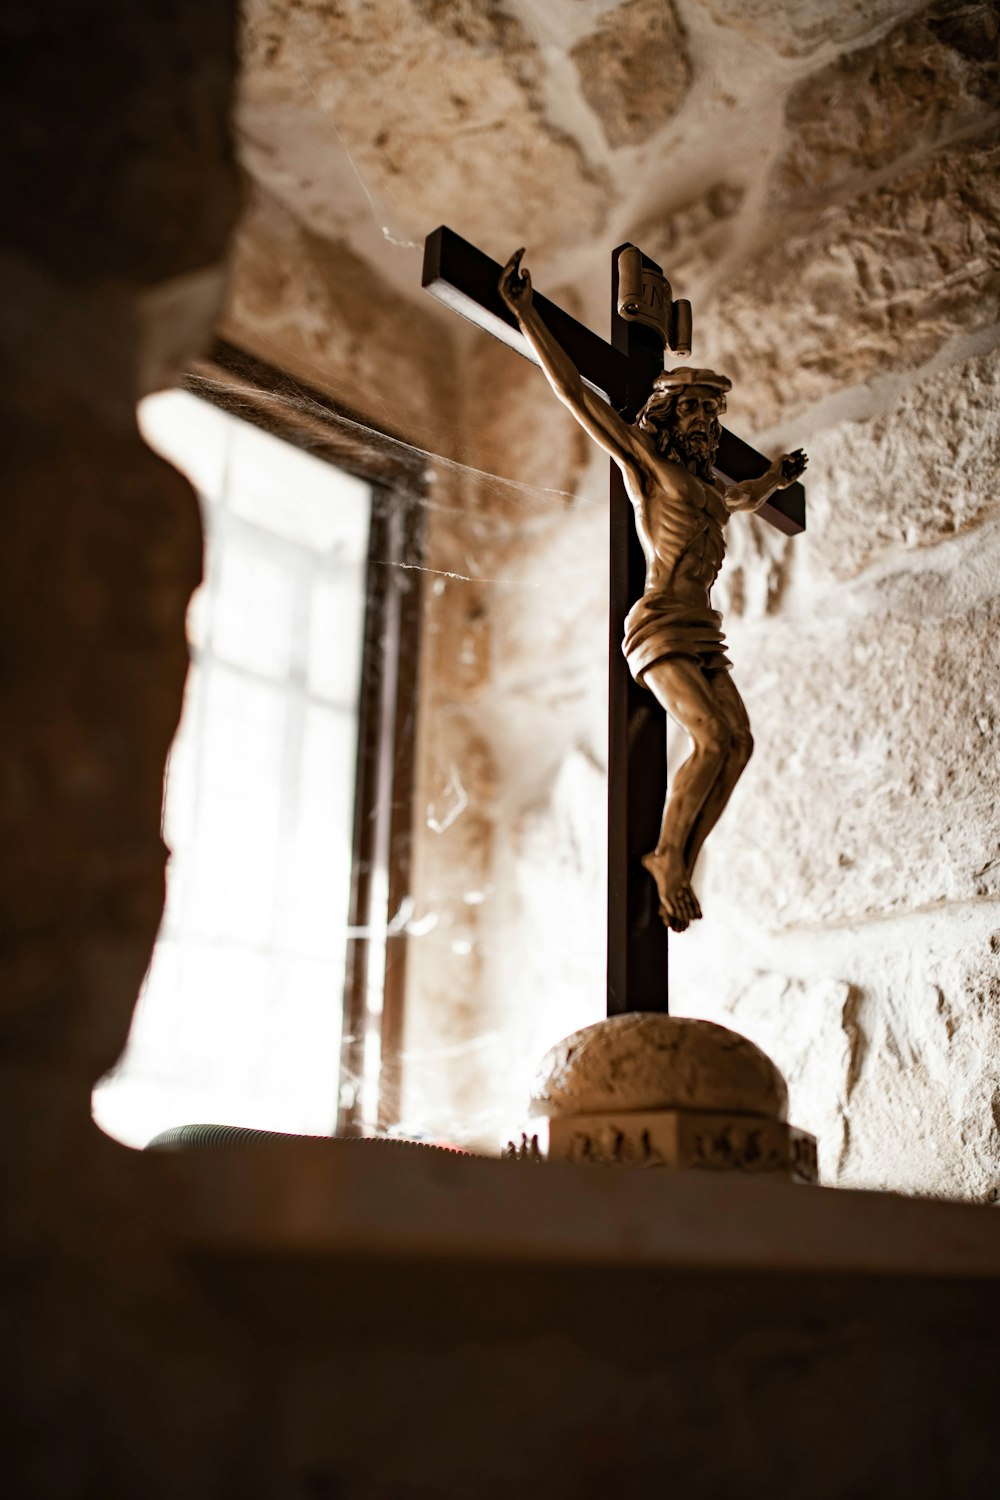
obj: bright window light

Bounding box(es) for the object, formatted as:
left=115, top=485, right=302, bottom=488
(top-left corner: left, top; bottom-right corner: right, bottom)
left=93, top=390, right=372, bottom=1148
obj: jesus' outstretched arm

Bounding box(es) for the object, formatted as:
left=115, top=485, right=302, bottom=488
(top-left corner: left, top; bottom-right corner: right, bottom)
left=498, top=249, right=640, bottom=471
left=725, top=449, right=808, bottom=511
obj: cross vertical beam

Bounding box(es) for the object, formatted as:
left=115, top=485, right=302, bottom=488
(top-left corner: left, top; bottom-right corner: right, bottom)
left=607, top=245, right=670, bottom=1015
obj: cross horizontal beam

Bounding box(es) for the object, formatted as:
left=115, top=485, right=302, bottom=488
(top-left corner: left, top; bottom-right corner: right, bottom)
left=422, top=224, right=626, bottom=405
left=422, top=226, right=805, bottom=536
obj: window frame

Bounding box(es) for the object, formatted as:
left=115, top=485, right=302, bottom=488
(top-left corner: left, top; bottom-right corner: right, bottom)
left=185, top=341, right=426, bottom=1137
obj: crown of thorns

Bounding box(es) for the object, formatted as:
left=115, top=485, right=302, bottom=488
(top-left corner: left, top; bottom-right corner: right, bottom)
left=651, top=367, right=732, bottom=397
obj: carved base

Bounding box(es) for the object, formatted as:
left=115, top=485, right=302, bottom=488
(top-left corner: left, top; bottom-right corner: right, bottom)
left=505, top=1110, right=819, bottom=1184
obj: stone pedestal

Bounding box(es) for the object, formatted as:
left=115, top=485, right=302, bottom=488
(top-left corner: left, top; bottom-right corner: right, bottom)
left=505, top=1013, right=818, bottom=1183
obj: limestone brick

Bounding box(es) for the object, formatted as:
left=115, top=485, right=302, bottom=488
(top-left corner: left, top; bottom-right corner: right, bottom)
left=721, top=975, right=867, bottom=1185
left=774, top=1, right=1000, bottom=208
left=571, top=0, right=692, bottom=148
left=702, top=543, right=1000, bottom=930
left=701, top=130, right=1000, bottom=432
left=670, top=939, right=1000, bottom=1201
left=629, top=183, right=745, bottom=285
left=240, top=0, right=610, bottom=256
left=697, top=934, right=1000, bottom=1202
left=843, top=948, right=1000, bottom=1200
left=693, top=0, right=922, bottom=58
left=803, top=346, right=1000, bottom=580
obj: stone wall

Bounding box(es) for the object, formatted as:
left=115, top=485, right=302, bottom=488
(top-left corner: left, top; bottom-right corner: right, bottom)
left=230, top=0, right=1000, bottom=1190
left=354, top=0, right=1000, bottom=1193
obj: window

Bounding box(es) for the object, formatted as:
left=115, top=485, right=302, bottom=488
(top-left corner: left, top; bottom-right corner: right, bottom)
left=93, top=356, right=422, bottom=1147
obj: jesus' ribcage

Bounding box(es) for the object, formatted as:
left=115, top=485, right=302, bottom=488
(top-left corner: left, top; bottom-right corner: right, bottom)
left=636, top=488, right=727, bottom=594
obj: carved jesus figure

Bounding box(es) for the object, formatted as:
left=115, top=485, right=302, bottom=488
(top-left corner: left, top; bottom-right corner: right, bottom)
left=499, top=249, right=807, bottom=932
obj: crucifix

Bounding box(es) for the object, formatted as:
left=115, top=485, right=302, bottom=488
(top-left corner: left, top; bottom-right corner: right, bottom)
left=422, top=226, right=806, bottom=1019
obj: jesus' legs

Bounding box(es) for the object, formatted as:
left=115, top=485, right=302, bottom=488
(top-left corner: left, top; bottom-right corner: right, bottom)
left=681, top=670, right=753, bottom=874
left=637, top=660, right=753, bottom=930
left=640, top=656, right=737, bottom=931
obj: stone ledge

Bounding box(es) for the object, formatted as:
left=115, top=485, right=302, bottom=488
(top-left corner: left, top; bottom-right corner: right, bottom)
left=148, top=1137, right=1000, bottom=1278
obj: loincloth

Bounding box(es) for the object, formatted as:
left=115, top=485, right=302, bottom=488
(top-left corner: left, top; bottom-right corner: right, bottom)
left=622, top=591, right=732, bottom=684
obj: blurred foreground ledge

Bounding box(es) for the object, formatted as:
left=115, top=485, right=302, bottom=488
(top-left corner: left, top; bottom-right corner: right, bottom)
left=146, top=1137, right=1000, bottom=1281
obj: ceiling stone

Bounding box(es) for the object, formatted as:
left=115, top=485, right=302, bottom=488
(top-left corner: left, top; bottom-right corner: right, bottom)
left=691, top=0, right=924, bottom=57
left=773, top=0, right=1000, bottom=208
left=699, top=128, right=1000, bottom=433
left=571, top=0, right=692, bottom=148
left=240, top=0, right=610, bottom=263
left=629, top=181, right=745, bottom=285
left=230, top=0, right=1000, bottom=437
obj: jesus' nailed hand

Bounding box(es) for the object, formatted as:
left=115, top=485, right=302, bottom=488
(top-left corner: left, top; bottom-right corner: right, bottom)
left=499, top=247, right=807, bottom=934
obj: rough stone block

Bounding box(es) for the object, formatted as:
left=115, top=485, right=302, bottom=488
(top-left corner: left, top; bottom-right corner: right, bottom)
left=802, top=346, right=1000, bottom=580
left=774, top=1, right=1000, bottom=207
left=700, top=129, right=1000, bottom=432
left=702, top=544, right=1000, bottom=929
left=571, top=0, right=691, bottom=148
left=843, top=946, right=1000, bottom=1199
left=240, top=0, right=609, bottom=255
left=670, top=938, right=1000, bottom=1199
left=630, top=183, right=745, bottom=288
left=693, top=0, right=922, bottom=57
left=721, top=975, right=867, bottom=1185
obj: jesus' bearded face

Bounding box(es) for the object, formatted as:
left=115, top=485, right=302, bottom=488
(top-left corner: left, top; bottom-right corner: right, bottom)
left=649, top=386, right=722, bottom=476
left=670, top=389, right=722, bottom=460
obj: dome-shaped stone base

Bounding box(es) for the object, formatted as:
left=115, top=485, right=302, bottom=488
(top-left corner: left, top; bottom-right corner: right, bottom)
left=531, top=1013, right=789, bottom=1122
left=505, top=1014, right=818, bottom=1183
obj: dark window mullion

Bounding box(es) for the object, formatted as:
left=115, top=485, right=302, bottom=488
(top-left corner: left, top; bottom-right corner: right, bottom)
left=337, top=492, right=393, bottom=1136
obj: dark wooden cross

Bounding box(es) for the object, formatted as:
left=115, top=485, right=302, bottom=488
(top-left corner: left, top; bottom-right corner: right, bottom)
left=422, top=226, right=805, bottom=1017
